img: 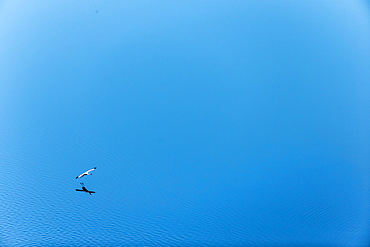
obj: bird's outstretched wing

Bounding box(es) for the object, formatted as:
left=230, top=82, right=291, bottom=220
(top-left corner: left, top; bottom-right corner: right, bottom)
left=86, top=167, right=97, bottom=173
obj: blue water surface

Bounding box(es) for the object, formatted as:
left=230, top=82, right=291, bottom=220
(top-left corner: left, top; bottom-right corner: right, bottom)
left=0, top=0, right=370, bottom=246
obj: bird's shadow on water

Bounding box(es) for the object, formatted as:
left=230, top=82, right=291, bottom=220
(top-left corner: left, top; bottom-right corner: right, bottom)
left=75, top=182, right=96, bottom=195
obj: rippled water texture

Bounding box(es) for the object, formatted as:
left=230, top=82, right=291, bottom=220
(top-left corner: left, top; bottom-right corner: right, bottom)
left=1, top=0, right=370, bottom=246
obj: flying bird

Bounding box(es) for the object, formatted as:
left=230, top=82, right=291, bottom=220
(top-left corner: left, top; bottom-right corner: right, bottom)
left=76, top=183, right=95, bottom=195
left=76, top=167, right=97, bottom=179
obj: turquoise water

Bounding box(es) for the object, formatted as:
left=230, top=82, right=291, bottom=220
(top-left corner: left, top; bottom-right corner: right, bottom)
left=1, top=1, right=370, bottom=246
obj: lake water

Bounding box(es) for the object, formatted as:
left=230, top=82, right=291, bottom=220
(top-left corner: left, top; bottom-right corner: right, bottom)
left=0, top=1, right=370, bottom=246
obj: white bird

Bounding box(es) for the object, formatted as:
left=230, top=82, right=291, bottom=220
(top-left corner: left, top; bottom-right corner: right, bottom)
left=76, top=167, right=97, bottom=179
